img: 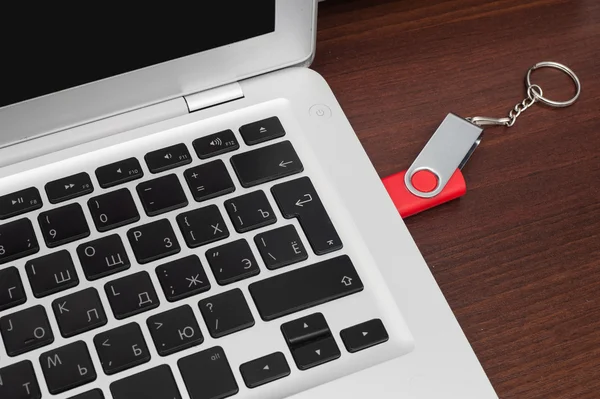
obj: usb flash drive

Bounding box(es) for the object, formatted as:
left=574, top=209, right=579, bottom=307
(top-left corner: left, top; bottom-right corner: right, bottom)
left=382, top=113, right=483, bottom=218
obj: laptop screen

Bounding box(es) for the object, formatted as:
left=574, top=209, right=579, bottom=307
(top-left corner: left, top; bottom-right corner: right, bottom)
left=1, top=2, right=276, bottom=109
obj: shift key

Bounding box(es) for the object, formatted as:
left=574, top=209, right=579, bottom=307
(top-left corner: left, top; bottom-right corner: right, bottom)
left=249, top=255, right=363, bottom=321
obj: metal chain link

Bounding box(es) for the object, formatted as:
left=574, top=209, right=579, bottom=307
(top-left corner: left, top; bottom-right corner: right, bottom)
left=506, top=84, right=543, bottom=126
left=467, top=84, right=543, bottom=128
left=465, top=62, right=580, bottom=131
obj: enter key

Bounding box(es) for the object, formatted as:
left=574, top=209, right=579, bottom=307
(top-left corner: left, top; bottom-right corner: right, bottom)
left=271, top=176, right=343, bottom=255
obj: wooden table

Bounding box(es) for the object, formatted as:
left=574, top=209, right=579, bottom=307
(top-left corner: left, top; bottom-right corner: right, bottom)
left=313, top=1, right=600, bottom=398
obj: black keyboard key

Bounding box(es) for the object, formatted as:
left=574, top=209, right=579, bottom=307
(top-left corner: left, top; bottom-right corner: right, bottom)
left=340, top=319, right=389, bottom=353
left=127, top=219, right=180, bottom=264
left=254, top=225, right=308, bottom=270
left=69, top=389, right=105, bottom=399
left=272, top=176, right=342, bottom=255
left=0, top=360, right=42, bottom=399
left=231, top=141, right=303, bottom=188
left=178, top=346, right=238, bottom=399
left=239, top=116, right=286, bottom=145
left=224, top=190, right=276, bottom=233
left=281, top=313, right=330, bottom=346
left=0, top=218, right=39, bottom=265
left=0, top=305, right=54, bottom=356
left=52, top=288, right=107, bottom=338
left=145, top=143, right=192, bottom=173
left=206, top=239, right=260, bottom=285
left=77, top=234, right=130, bottom=280
left=147, top=305, right=203, bottom=356
left=96, top=157, right=143, bottom=188
left=137, top=174, right=188, bottom=216
left=240, top=352, right=290, bottom=389
left=184, top=160, right=235, bottom=202
left=111, top=365, right=182, bottom=399
left=280, top=313, right=339, bottom=370
left=25, top=250, right=79, bottom=298
left=0, top=187, right=42, bottom=220
left=38, top=203, right=90, bottom=248
left=177, top=205, right=229, bottom=248
left=94, top=323, right=151, bottom=375
left=45, top=172, right=94, bottom=204
left=156, top=255, right=211, bottom=302
left=88, top=189, right=140, bottom=232
left=199, top=288, right=255, bottom=338
left=40, top=341, right=96, bottom=394
left=0, top=266, right=27, bottom=311
left=249, top=255, right=363, bottom=321
left=105, top=271, right=159, bottom=319
left=292, top=336, right=340, bottom=370
left=193, top=130, right=240, bottom=159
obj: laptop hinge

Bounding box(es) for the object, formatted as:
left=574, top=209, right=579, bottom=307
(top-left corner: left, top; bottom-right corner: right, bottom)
left=184, top=82, right=244, bottom=113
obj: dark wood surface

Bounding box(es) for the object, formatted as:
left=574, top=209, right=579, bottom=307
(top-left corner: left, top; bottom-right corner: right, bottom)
left=313, top=1, right=600, bottom=398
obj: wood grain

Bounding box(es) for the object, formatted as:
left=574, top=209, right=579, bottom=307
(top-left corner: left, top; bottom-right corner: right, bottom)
left=313, top=1, right=600, bottom=398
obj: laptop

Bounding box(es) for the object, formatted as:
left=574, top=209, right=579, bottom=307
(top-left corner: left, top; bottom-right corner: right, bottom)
left=0, top=1, right=498, bottom=398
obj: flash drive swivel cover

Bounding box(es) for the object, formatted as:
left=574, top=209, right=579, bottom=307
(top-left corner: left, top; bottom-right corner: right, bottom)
left=382, top=113, right=483, bottom=218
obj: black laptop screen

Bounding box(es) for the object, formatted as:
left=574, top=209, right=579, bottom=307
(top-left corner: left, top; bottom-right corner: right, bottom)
left=0, top=2, right=276, bottom=108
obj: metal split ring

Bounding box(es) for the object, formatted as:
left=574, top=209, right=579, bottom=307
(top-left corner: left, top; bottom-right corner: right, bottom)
left=526, top=61, right=581, bottom=108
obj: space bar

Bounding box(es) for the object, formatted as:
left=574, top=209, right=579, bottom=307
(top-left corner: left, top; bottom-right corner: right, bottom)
left=249, top=255, right=363, bottom=321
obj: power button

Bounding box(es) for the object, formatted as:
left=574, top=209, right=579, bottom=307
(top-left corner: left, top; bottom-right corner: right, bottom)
left=309, top=104, right=332, bottom=119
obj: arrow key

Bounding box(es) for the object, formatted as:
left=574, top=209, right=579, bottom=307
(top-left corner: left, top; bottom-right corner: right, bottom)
left=281, top=313, right=330, bottom=346
left=292, top=336, right=340, bottom=370
left=340, top=319, right=389, bottom=353
left=240, top=352, right=290, bottom=388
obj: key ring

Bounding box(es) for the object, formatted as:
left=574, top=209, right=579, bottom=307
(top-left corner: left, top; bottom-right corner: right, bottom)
left=468, top=61, right=581, bottom=127
left=526, top=61, right=581, bottom=107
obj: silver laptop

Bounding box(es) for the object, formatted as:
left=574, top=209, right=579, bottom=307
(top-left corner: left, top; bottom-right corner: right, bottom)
left=0, top=1, right=498, bottom=398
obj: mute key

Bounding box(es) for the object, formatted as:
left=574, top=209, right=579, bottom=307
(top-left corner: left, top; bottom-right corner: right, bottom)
left=96, top=158, right=143, bottom=188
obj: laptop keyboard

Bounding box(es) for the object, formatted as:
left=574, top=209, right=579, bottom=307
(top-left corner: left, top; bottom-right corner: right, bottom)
left=0, top=115, right=394, bottom=398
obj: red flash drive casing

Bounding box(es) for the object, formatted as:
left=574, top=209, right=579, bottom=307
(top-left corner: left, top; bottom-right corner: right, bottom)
left=382, top=169, right=467, bottom=218
left=382, top=113, right=483, bottom=218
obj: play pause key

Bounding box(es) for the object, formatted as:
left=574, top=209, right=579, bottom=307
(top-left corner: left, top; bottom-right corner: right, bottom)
left=0, top=187, right=42, bottom=220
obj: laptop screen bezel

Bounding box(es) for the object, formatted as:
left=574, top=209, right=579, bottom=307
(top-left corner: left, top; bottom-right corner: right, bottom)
left=0, top=0, right=317, bottom=149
